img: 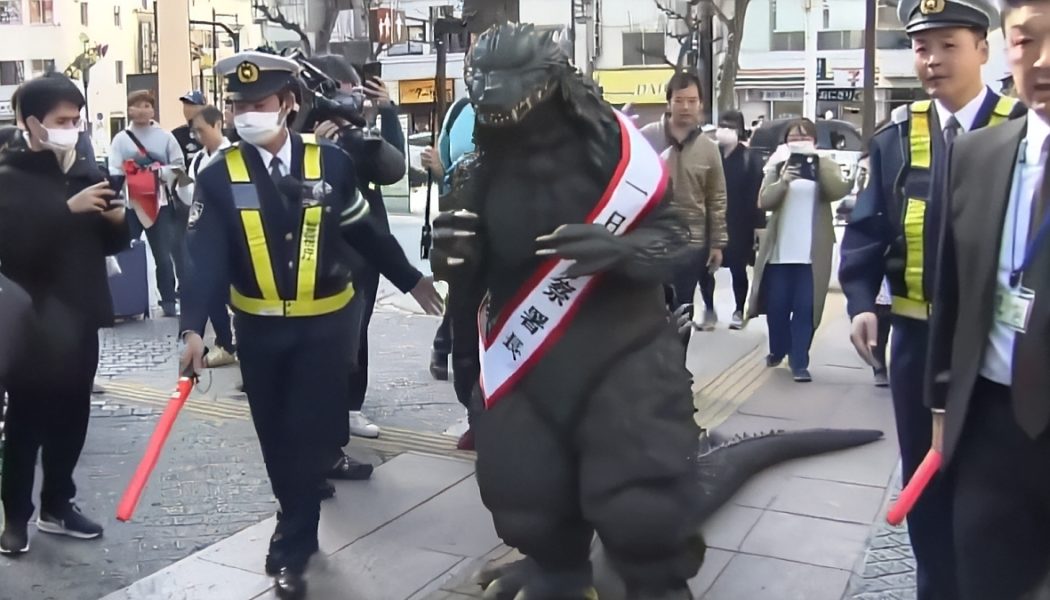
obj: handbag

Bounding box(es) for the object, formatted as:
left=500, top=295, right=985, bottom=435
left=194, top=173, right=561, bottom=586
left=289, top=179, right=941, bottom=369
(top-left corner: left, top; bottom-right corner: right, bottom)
left=122, top=130, right=163, bottom=227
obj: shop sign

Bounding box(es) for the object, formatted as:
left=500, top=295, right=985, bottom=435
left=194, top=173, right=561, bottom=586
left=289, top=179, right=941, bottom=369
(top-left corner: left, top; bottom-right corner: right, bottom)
left=593, top=68, right=675, bottom=104
left=398, top=79, right=455, bottom=105
left=818, top=88, right=863, bottom=102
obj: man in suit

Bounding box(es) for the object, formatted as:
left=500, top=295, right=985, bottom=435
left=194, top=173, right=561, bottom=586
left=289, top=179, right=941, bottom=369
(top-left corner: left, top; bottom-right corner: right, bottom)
left=928, top=2, right=1050, bottom=597
left=839, top=1, right=1020, bottom=597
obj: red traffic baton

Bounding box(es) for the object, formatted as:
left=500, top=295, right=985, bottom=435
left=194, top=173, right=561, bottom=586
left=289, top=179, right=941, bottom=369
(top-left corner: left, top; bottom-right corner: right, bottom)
left=886, top=448, right=943, bottom=526
left=116, top=375, right=195, bottom=522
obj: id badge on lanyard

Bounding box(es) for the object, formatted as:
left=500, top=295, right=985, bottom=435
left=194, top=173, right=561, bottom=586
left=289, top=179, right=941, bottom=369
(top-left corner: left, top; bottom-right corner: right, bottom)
left=994, top=286, right=1035, bottom=333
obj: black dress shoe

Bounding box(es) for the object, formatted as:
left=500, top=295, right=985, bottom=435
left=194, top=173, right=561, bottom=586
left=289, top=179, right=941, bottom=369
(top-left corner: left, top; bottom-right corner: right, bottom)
left=274, top=567, right=307, bottom=600
left=326, top=454, right=374, bottom=481
left=430, top=350, right=450, bottom=381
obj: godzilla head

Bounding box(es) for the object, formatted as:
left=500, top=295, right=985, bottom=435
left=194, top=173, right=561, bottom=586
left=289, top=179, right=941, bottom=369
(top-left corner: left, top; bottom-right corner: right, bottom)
left=465, top=23, right=586, bottom=128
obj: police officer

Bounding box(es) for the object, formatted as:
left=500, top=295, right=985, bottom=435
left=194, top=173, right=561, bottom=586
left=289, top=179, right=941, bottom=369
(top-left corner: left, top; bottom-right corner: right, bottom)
left=177, top=51, right=435, bottom=599
left=839, top=2, right=1022, bottom=599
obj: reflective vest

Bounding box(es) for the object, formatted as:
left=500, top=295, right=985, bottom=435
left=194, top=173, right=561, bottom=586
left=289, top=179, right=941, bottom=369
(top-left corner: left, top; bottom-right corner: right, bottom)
left=890, top=95, right=1017, bottom=320
left=225, top=140, right=355, bottom=317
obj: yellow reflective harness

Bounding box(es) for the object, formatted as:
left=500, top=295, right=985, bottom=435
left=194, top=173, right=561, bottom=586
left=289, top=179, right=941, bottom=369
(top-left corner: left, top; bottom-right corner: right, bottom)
left=893, top=95, right=1017, bottom=321
left=225, top=142, right=354, bottom=317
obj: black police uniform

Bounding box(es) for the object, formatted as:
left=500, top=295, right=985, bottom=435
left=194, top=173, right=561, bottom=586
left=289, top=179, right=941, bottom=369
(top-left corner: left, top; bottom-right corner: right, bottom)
left=838, top=1, right=1021, bottom=599
left=179, top=53, right=414, bottom=595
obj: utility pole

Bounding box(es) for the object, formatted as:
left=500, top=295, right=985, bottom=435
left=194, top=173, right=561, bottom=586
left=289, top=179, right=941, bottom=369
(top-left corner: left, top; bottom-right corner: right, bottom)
left=803, top=0, right=820, bottom=120
left=862, top=0, right=877, bottom=137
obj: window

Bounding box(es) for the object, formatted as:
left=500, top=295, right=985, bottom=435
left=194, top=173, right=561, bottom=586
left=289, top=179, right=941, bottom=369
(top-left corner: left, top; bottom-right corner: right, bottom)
left=771, top=32, right=805, bottom=51
left=0, top=0, right=22, bottom=24
left=622, top=32, right=666, bottom=66
left=114, top=5, right=121, bottom=27
left=80, top=2, right=88, bottom=26
left=30, top=59, right=54, bottom=77
left=0, top=61, right=24, bottom=86
left=29, top=0, right=54, bottom=24
left=115, top=60, right=124, bottom=83
left=876, top=1, right=909, bottom=49
left=817, top=30, right=864, bottom=50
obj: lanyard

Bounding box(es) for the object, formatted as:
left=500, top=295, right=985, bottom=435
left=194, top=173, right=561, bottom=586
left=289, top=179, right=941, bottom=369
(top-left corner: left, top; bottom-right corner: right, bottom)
left=1009, top=138, right=1050, bottom=287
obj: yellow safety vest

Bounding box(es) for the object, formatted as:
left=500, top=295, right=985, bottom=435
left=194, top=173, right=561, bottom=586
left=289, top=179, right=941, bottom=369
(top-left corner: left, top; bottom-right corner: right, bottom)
left=892, top=95, right=1017, bottom=321
left=225, top=140, right=355, bottom=317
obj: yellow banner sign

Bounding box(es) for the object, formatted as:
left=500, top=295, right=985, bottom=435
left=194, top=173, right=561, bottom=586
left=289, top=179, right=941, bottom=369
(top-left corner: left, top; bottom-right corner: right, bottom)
left=593, top=68, right=675, bottom=105
left=398, top=79, right=455, bottom=105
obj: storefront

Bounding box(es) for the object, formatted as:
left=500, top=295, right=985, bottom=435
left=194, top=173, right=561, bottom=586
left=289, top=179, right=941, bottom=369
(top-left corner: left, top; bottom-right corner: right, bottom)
left=592, top=68, right=674, bottom=126
left=396, top=78, right=456, bottom=134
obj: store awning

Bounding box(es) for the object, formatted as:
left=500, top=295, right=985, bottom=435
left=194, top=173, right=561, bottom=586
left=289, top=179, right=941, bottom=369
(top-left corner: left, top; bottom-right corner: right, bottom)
left=593, top=68, right=675, bottom=105
left=735, top=67, right=882, bottom=89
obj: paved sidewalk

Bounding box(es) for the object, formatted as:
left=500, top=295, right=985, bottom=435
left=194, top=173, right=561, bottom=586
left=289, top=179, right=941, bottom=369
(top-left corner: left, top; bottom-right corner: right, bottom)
left=427, top=294, right=902, bottom=600
left=100, top=452, right=498, bottom=600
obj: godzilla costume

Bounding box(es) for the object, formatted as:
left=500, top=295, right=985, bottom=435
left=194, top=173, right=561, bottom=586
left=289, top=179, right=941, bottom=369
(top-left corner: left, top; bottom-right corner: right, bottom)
left=432, top=24, right=704, bottom=600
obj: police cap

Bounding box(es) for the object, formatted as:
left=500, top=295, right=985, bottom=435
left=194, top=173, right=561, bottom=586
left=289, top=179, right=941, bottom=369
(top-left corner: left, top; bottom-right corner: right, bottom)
left=897, top=0, right=1000, bottom=34
left=215, top=51, right=301, bottom=103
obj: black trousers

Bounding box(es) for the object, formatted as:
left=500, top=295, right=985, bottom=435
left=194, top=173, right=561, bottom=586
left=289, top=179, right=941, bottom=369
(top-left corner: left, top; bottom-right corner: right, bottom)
left=126, top=205, right=177, bottom=306
left=235, top=308, right=353, bottom=570
left=1, top=325, right=98, bottom=523
left=670, top=246, right=714, bottom=319
left=345, top=264, right=379, bottom=415
left=698, top=263, right=749, bottom=314
left=952, top=378, right=1050, bottom=600
left=890, top=316, right=958, bottom=600
left=432, top=287, right=483, bottom=413
left=171, top=201, right=190, bottom=291
left=872, top=304, right=891, bottom=375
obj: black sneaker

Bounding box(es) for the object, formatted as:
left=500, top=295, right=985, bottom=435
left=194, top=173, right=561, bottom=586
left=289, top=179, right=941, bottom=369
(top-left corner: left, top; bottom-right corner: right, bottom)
left=766, top=354, right=785, bottom=368
left=793, top=369, right=813, bottom=383
left=0, top=520, right=29, bottom=554
left=37, top=504, right=103, bottom=540
left=326, top=454, right=374, bottom=481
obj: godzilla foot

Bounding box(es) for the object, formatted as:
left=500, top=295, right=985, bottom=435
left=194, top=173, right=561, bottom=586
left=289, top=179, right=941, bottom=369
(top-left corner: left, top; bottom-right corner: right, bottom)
left=479, top=557, right=596, bottom=600
left=479, top=557, right=537, bottom=600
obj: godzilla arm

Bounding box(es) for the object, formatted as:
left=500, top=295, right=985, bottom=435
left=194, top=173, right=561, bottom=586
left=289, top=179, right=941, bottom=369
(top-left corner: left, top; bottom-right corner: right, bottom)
left=612, top=191, right=692, bottom=284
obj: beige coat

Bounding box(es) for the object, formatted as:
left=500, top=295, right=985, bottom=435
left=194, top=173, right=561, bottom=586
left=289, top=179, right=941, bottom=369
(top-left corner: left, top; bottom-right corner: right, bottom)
left=640, top=118, right=728, bottom=249
left=745, top=154, right=851, bottom=328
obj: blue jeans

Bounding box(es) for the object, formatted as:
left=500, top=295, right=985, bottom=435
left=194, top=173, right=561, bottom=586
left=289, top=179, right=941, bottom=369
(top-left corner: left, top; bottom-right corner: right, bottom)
left=764, top=263, right=814, bottom=371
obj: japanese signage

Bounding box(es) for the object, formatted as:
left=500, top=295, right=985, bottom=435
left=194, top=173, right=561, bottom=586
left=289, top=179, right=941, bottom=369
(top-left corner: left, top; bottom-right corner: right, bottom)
left=398, top=79, right=454, bottom=105
left=818, top=88, right=863, bottom=102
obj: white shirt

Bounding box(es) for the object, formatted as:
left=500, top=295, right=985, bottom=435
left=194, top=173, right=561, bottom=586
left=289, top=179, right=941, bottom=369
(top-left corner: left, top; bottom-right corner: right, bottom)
left=980, top=110, right=1050, bottom=384
left=176, top=137, right=232, bottom=205
left=251, top=132, right=293, bottom=178
left=770, top=179, right=817, bottom=265
left=191, top=137, right=232, bottom=178
left=934, top=86, right=989, bottom=133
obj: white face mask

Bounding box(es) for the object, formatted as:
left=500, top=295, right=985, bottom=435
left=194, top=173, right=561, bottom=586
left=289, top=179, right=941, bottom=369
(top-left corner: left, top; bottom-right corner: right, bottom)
left=714, top=127, right=738, bottom=147
left=43, top=127, right=79, bottom=150
left=787, top=140, right=817, bottom=154
left=234, top=110, right=286, bottom=145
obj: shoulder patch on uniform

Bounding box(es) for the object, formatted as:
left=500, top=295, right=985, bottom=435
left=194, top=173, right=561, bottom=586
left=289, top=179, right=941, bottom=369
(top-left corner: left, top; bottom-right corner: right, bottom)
left=890, top=104, right=911, bottom=125
left=187, top=198, right=204, bottom=229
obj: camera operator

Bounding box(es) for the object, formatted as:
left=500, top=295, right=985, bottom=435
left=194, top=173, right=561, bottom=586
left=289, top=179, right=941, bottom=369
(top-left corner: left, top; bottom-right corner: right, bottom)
left=0, top=73, right=130, bottom=554
left=302, top=54, right=442, bottom=486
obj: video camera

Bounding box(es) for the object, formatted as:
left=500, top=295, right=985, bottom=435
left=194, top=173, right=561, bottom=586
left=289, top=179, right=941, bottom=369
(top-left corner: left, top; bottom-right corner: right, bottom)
left=284, top=49, right=367, bottom=132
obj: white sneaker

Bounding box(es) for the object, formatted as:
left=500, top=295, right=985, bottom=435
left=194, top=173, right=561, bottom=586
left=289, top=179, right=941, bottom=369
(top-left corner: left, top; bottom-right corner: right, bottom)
left=348, top=411, right=380, bottom=438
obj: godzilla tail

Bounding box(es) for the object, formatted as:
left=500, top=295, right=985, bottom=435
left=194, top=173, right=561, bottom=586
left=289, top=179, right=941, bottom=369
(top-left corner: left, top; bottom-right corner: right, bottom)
left=695, top=428, right=884, bottom=520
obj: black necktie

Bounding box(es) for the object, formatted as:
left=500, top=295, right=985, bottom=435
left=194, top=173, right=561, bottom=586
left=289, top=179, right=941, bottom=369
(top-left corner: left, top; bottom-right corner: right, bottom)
left=924, top=117, right=960, bottom=299
left=1029, top=136, right=1050, bottom=239
left=943, top=116, right=960, bottom=148
left=269, top=156, right=283, bottom=187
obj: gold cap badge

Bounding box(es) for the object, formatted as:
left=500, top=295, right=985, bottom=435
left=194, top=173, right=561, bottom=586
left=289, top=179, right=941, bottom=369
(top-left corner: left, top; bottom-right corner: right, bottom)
left=920, top=0, right=946, bottom=15
left=237, top=62, right=259, bottom=84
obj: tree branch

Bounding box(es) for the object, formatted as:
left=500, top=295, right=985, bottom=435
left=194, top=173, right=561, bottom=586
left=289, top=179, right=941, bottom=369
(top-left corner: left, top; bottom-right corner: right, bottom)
left=637, top=44, right=676, bottom=69
left=252, top=2, right=312, bottom=55
left=691, top=0, right=732, bottom=28
left=654, top=0, right=692, bottom=22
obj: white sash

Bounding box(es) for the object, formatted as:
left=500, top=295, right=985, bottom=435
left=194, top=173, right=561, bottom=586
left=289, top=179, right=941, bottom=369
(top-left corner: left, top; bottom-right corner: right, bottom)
left=478, top=111, right=669, bottom=408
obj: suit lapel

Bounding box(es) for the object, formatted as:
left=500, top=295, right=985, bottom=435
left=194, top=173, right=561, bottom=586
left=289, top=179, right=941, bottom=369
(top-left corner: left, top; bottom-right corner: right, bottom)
left=970, top=117, right=1027, bottom=344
